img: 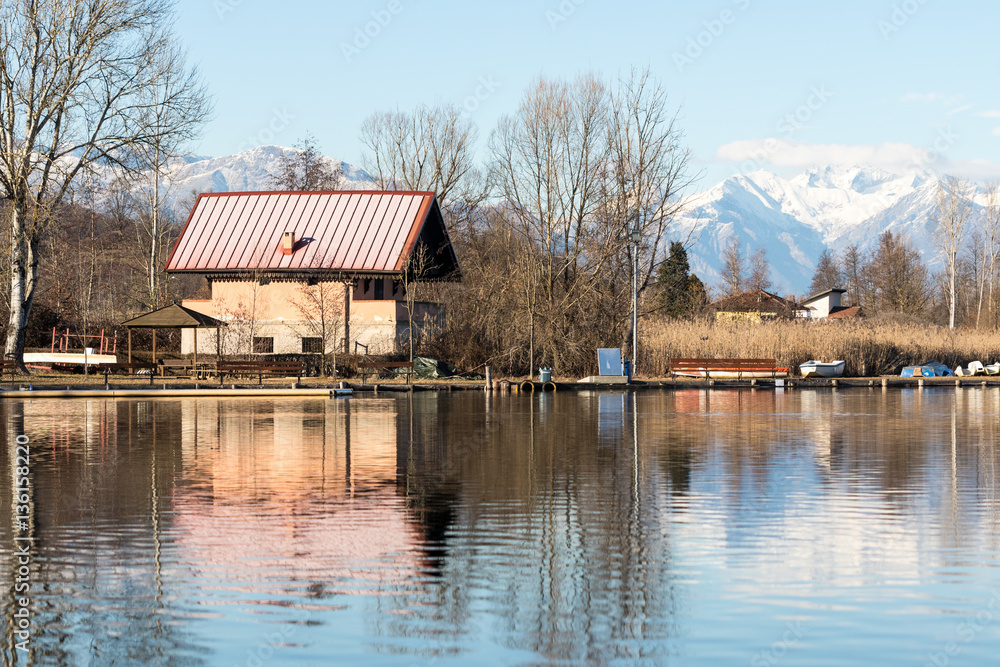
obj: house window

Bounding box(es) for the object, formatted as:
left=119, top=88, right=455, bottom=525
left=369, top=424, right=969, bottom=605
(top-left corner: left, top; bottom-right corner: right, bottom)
left=374, top=278, right=384, bottom=300
left=253, top=337, right=274, bottom=354
left=363, top=278, right=371, bottom=295
left=302, top=337, right=323, bottom=354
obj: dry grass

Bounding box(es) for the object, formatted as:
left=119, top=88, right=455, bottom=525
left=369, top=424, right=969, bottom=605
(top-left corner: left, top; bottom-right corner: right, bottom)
left=640, top=317, right=1000, bottom=377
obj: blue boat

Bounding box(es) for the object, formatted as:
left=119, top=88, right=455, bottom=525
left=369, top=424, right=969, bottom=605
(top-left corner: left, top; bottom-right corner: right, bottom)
left=901, top=361, right=953, bottom=378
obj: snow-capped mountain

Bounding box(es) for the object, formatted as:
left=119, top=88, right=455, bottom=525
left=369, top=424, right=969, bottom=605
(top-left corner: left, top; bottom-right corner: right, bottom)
left=150, top=150, right=970, bottom=296
left=158, top=145, right=375, bottom=216
left=673, top=165, right=977, bottom=296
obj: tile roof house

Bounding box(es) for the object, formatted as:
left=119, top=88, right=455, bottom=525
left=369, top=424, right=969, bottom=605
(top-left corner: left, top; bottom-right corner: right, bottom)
left=709, top=290, right=808, bottom=323
left=166, top=191, right=461, bottom=358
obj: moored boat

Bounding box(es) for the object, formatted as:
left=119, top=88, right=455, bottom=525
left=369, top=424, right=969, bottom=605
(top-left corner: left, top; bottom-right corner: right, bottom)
left=799, top=360, right=846, bottom=378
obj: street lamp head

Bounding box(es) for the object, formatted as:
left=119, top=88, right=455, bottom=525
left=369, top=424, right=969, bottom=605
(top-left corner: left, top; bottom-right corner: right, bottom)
left=630, top=231, right=641, bottom=245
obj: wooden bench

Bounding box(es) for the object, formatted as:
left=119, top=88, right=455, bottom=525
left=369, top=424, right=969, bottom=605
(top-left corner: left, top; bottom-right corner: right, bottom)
left=217, top=360, right=302, bottom=385
left=359, top=361, right=414, bottom=385
left=97, top=362, right=158, bottom=385
left=1, top=359, right=19, bottom=380
left=161, top=359, right=195, bottom=376
left=669, top=358, right=789, bottom=379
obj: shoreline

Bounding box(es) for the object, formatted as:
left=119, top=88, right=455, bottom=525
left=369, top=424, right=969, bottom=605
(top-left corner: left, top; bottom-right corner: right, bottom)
left=0, top=374, right=994, bottom=399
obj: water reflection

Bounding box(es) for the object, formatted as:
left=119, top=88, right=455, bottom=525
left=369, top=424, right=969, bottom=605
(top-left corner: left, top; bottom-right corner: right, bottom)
left=0, top=389, right=997, bottom=664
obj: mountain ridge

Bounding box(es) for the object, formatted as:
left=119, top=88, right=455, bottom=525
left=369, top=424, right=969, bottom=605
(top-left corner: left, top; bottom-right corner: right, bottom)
left=155, top=148, right=968, bottom=296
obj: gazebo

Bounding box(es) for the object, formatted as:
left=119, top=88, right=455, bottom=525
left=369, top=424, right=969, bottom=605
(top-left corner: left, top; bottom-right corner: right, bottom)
left=120, top=303, right=226, bottom=368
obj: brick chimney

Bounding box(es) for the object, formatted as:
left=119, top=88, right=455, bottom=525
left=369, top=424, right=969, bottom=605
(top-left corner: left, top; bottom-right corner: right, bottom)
left=282, top=231, right=295, bottom=255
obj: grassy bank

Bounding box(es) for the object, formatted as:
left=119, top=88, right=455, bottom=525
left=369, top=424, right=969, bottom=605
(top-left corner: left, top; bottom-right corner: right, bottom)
left=640, top=318, right=1000, bottom=377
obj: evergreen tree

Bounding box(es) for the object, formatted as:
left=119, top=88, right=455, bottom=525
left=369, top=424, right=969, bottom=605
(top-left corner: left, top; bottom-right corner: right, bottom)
left=653, top=242, right=707, bottom=317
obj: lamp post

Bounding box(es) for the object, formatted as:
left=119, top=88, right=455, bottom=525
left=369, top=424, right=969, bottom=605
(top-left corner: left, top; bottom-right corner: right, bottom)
left=630, top=222, right=641, bottom=377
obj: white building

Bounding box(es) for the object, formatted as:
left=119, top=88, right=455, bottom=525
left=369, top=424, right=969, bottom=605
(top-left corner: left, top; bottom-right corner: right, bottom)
left=800, top=288, right=862, bottom=320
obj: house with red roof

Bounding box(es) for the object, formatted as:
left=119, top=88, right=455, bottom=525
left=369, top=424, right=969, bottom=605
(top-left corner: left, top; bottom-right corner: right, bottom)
left=165, top=190, right=461, bottom=356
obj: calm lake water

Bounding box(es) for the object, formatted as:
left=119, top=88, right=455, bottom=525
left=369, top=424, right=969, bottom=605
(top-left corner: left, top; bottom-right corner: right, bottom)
left=2, top=388, right=1000, bottom=665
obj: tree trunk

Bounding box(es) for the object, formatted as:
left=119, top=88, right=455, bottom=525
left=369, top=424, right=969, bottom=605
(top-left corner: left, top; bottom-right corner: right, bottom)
left=5, top=208, right=39, bottom=369
left=949, top=267, right=957, bottom=329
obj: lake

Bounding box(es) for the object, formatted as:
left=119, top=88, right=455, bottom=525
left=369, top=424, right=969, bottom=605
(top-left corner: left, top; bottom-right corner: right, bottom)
left=2, top=388, right=1000, bottom=665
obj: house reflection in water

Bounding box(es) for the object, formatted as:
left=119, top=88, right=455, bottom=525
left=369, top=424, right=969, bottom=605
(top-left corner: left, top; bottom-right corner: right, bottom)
left=171, top=398, right=435, bottom=601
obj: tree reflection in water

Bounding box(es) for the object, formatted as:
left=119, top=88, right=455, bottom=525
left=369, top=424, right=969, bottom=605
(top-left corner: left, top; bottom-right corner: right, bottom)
left=0, top=388, right=998, bottom=664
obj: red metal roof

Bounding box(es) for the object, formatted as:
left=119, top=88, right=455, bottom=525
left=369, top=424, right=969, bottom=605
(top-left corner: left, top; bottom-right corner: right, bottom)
left=166, top=191, right=457, bottom=277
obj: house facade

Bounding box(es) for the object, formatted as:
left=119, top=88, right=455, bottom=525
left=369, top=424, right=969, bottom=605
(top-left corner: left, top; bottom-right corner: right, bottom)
left=710, top=290, right=808, bottom=323
left=165, top=191, right=460, bottom=356
left=801, top=288, right=863, bottom=320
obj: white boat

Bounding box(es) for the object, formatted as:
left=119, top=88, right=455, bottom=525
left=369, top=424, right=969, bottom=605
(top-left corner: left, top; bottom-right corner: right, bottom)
left=799, top=360, right=846, bottom=378
left=23, top=352, right=118, bottom=368
left=956, top=361, right=987, bottom=377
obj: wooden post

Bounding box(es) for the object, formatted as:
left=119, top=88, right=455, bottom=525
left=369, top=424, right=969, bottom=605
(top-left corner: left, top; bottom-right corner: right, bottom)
left=193, top=328, right=198, bottom=371
left=152, top=330, right=157, bottom=366
left=343, top=282, right=351, bottom=354
left=128, top=329, right=132, bottom=364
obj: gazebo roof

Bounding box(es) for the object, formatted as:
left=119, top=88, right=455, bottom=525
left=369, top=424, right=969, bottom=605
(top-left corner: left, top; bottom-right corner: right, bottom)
left=121, top=303, right=226, bottom=329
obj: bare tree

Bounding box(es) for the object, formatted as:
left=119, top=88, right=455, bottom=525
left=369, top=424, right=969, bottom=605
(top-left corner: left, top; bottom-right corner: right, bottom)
left=979, top=182, right=1000, bottom=327
left=360, top=104, right=480, bottom=204
left=269, top=133, right=343, bottom=191
left=0, top=0, right=206, bottom=365
left=124, top=42, right=212, bottom=310
left=399, top=245, right=438, bottom=365
left=932, top=176, right=974, bottom=328
left=748, top=247, right=772, bottom=292
left=719, top=238, right=744, bottom=297
left=489, top=74, right=609, bottom=373
left=602, top=67, right=700, bottom=355
left=866, top=230, right=929, bottom=316
left=809, top=249, right=841, bottom=296
left=290, top=281, right=344, bottom=377
left=841, top=243, right=868, bottom=308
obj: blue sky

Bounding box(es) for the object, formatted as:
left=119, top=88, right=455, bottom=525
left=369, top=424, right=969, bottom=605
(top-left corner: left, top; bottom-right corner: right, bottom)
left=174, top=0, right=1000, bottom=187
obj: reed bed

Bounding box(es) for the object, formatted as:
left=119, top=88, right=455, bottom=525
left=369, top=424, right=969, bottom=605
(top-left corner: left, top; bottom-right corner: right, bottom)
left=640, top=318, right=1000, bottom=378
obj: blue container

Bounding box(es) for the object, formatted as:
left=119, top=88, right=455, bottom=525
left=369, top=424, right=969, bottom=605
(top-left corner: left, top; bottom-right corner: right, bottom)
left=623, top=360, right=632, bottom=381
left=539, top=367, right=552, bottom=383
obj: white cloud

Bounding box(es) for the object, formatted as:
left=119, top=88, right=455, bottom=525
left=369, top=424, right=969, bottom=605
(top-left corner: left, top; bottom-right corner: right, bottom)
left=715, top=138, right=1000, bottom=181
left=979, top=110, right=1000, bottom=118
left=717, top=139, right=931, bottom=170
left=947, top=104, right=972, bottom=116
left=992, top=127, right=1000, bottom=136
